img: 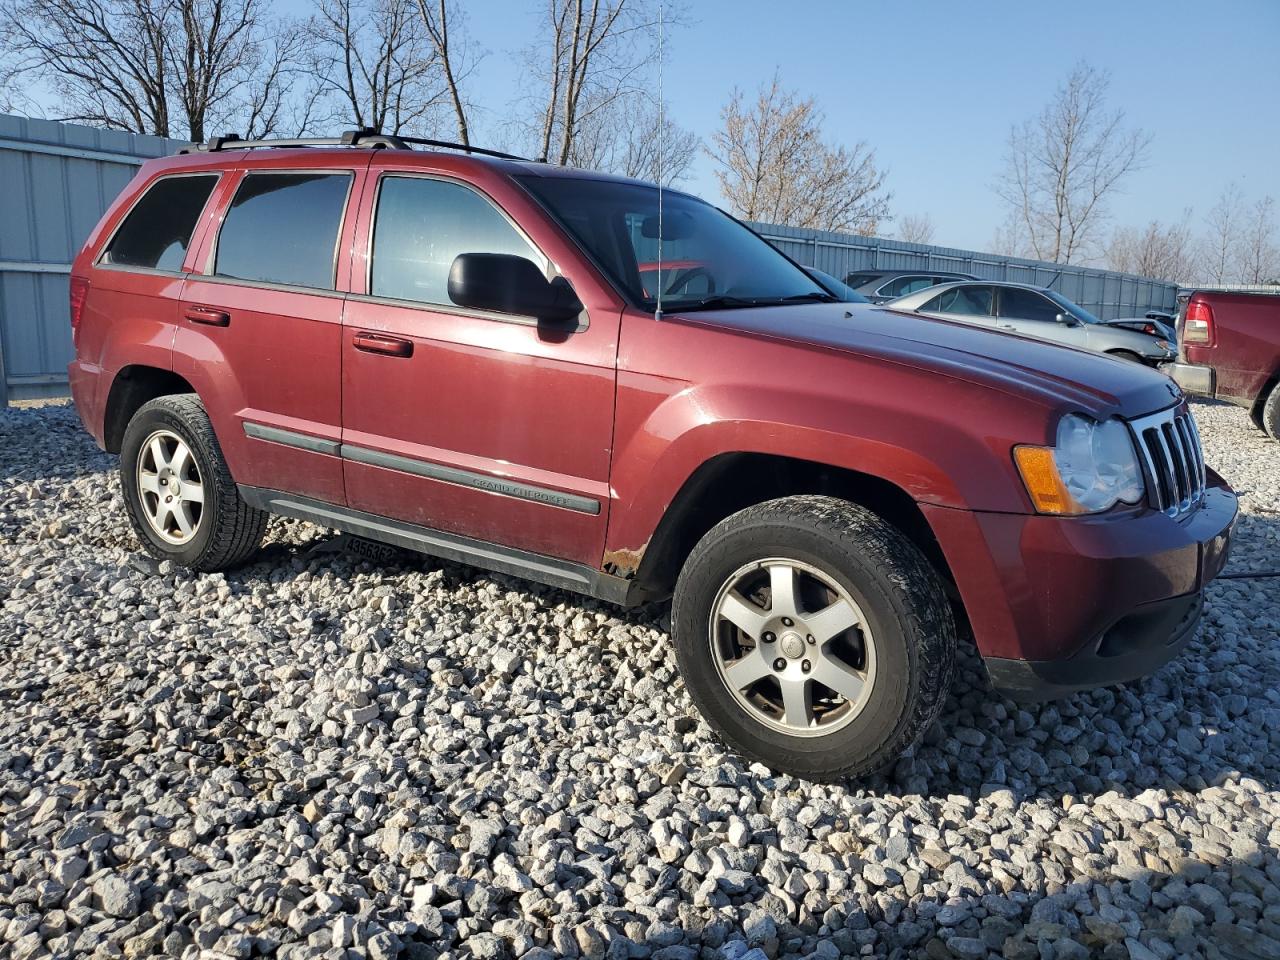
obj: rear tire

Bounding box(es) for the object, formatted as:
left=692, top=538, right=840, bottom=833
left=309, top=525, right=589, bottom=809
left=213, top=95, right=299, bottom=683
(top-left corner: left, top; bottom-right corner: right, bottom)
left=120, top=394, right=267, bottom=571
left=670, top=495, right=955, bottom=782
left=1261, top=381, right=1280, bottom=441
left=1107, top=350, right=1145, bottom=364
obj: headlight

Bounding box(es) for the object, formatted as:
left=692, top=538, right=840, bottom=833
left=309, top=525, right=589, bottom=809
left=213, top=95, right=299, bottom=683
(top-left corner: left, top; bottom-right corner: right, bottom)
left=1014, top=414, right=1145, bottom=515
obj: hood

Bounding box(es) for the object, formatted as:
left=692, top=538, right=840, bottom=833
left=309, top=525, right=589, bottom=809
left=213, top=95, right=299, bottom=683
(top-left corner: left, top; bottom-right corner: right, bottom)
left=1102, top=317, right=1177, bottom=342
left=673, top=302, right=1183, bottom=418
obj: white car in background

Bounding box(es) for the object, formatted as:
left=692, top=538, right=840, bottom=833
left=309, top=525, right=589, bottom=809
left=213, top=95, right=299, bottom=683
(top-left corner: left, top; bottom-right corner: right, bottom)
left=884, top=281, right=1176, bottom=366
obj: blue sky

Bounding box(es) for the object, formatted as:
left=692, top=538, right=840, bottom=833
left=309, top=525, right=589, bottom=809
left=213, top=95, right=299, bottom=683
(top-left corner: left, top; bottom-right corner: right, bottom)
left=445, top=0, right=1279, bottom=253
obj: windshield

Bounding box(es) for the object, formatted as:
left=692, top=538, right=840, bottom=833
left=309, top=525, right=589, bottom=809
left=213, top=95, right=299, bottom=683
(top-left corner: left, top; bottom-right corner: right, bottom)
left=1045, top=290, right=1102, bottom=325
left=517, top=176, right=831, bottom=311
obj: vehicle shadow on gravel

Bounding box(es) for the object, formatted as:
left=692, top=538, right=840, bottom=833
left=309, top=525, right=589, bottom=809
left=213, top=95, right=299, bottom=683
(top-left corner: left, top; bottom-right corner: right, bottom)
left=246, top=511, right=1280, bottom=813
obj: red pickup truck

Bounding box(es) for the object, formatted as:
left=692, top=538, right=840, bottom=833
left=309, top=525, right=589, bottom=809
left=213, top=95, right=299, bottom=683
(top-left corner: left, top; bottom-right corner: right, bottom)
left=1165, top=290, right=1280, bottom=439
left=68, top=131, right=1237, bottom=780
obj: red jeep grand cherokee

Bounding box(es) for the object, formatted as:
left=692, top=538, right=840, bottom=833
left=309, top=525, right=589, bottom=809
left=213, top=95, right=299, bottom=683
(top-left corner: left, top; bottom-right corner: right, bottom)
left=68, top=131, right=1236, bottom=780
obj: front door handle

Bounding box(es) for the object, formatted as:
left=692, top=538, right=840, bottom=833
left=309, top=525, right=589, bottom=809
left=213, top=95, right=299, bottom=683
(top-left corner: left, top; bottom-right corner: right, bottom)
left=352, top=332, right=414, bottom=358
left=185, top=306, right=231, bottom=327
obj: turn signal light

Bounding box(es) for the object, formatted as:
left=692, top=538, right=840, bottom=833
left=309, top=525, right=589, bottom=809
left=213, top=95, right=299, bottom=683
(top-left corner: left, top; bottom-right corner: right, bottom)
left=1013, top=445, right=1087, bottom=515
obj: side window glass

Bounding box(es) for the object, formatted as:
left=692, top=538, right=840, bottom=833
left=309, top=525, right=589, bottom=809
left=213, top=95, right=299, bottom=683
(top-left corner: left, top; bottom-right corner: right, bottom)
left=104, top=175, right=218, bottom=271
left=1000, top=288, right=1060, bottom=323
left=215, top=173, right=351, bottom=289
left=934, top=286, right=993, bottom=315
left=371, top=176, right=543, bottom=306
left=884, top=276, right=936, bottom=298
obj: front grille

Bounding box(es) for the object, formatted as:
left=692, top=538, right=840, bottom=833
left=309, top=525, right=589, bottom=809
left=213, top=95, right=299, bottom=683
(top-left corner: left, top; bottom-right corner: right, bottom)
left=1128, top=406, right=1206, bottom=517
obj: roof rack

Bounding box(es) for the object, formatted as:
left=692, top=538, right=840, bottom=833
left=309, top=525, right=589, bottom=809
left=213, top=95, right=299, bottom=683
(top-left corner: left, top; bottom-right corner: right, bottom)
left=177, top=127, right=527, bottom=161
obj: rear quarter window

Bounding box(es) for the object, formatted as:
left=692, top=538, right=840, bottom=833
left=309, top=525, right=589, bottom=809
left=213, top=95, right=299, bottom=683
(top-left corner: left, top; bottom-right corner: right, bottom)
left=214, top=172, right=352, bottom=289
left=103, top=174, right=219, bottom=271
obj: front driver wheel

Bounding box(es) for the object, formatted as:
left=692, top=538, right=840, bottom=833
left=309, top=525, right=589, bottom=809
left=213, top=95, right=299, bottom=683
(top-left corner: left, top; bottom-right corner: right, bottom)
left=120, top=394, right=267, bottom=571
left=671, top=495, right=955, bottom=781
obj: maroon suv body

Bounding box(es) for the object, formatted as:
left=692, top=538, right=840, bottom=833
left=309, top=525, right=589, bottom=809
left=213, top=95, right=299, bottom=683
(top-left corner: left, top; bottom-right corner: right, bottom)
left=1165, top=289, right=1280, bottom=440
left=68, top=136, right=1236, bottom=779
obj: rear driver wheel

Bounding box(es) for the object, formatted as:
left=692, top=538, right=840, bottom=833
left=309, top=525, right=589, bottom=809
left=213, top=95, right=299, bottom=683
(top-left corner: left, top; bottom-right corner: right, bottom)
left=120, top=395, right=267, bottom=571
left=1261, top=381, right=1280, bottom=442
left=671, top=495, right=955, bottom=781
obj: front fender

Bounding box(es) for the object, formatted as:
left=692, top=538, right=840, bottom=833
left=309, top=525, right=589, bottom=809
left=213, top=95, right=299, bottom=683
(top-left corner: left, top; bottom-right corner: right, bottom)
left=604, top=376, right=1044, bottom=568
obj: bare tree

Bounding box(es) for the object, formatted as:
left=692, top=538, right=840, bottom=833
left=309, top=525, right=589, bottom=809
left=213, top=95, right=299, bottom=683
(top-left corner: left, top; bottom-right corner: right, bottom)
left=527, top=0, right=671, bottom=165
left=171, top=0, right=305, bottom=141
left=995, top=63, right=1150, bottom=264
left=307, top=0, right=443, bottom=135
left=1106, top=214, right=1196, bottom=281
left=413, top=0, right=472, bottom=144
left=708, top=75, right=890, bottom=235
left=566, top=96, right=697, bottom=184
left=0, top=0, right=296, bottom=139
left=1199, top=184, right=1242, bottom=284
left=896, top=214, right=935, bottom=245
left=1237, top=195, right=1279, bottom=285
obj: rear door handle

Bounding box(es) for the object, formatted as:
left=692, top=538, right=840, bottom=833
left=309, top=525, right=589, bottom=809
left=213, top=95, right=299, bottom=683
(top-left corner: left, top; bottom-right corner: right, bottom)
left=352, top=332, right=414, bottom=358
left=185, top=306, right=231, bottom=327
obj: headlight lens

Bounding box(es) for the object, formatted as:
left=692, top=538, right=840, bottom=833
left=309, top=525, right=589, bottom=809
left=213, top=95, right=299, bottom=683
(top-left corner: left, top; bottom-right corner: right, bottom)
left=1014, top=414, right=1145, bottom=515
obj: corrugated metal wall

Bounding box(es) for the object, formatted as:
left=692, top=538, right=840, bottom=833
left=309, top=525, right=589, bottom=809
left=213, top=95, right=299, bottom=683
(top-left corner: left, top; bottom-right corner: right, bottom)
left=0, top=115, right=186, bottom=401
left=0, top=114, right=1180, bottom=404
left=752, top=222, right=1180, bottom=321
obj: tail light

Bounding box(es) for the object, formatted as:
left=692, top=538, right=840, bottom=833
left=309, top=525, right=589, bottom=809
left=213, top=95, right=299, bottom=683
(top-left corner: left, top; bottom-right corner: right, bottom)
left=69, top=275, right=90, bottom=345
left=1182, top=299, right=1214, bottom=345
left=1141, top=322, right=1157, bottom=335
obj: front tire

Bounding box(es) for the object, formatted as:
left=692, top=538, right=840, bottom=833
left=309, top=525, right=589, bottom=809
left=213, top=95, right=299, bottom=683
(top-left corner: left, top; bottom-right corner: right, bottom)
left=671, top=496, right=955, bottom=781
left=119, top=395, right=267, bottom=571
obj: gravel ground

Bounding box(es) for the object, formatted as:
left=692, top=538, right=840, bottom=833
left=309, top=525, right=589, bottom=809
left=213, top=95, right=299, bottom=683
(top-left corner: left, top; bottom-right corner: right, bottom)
left=1, top=398, right=1279, bottom=960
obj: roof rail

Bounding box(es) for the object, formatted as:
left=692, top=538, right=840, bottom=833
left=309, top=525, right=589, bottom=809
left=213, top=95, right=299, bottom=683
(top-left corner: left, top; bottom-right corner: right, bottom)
left=176, top=127, right=528, bottom=161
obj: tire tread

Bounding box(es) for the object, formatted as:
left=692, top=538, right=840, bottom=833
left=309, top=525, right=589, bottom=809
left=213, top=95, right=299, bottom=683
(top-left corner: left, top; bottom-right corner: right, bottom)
left=672, top=495, right=955, bottom=782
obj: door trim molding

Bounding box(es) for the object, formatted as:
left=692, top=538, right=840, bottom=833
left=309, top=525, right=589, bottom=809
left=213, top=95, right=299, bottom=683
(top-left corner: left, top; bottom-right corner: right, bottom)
left=242, top=421, right=602, bottom=515
left=340, top=443, right=601, bottom=515
left=243, top=421, right=341, bottom=456
left=237, top=485, right=633, bottom=605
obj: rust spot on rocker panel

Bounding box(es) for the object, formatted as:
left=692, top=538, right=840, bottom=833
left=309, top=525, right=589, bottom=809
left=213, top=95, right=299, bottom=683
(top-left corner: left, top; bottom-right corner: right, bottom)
left=602, top=541, right=648, bottom=579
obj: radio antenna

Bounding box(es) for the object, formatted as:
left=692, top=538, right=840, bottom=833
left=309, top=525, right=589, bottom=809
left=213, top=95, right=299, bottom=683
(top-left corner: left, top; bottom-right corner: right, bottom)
left=654, top=0, right=665, bottom=321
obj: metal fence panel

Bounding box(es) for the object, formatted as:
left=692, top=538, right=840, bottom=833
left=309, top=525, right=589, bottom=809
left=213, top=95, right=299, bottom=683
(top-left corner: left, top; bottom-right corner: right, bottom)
left=0, top=114, right=1181, bottom=403
left=749, top=221, right=1179, bottom=321
left=0, top=114, right=184, bottom=401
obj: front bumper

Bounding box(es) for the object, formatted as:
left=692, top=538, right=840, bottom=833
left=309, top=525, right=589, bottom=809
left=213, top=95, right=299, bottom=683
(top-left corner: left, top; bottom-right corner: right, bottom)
left=984, top=591, right=1203, bottom=700
left=1162, top=360, right=1215, bottom=397
left=923, top=478, right=1237, bottom=700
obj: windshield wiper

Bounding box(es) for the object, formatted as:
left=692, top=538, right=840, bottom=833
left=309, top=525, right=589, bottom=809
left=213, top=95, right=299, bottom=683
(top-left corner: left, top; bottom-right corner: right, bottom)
left=780, top=292, right=839, bottom=303
left=675, top=292, right=837, bottom=312
left=673, top=295, right=760, bottom=312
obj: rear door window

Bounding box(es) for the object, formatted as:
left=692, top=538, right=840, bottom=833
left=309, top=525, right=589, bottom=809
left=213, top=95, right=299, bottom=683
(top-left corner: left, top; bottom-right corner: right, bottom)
left=214, top=172, right=352, bottom=289
left=370, top=175, right=543, bottom=307
left=103, top=174, right=218, bottom=271
left=926, top=286, right=994, bottom=315
left=881, top=275, right=938, bottom=298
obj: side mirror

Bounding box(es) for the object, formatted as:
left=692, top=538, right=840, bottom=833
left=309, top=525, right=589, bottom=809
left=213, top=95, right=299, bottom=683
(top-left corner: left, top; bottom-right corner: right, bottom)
left=448, top=253, right=583, bottom=326
left=1055, top=312, right=1080, bottom=327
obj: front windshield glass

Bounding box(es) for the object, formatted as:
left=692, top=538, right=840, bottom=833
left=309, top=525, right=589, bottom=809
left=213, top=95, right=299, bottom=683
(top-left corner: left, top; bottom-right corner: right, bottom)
left=1045, top=290, right=1102, bottom=325
left=517, top=175, right=831, bottom=311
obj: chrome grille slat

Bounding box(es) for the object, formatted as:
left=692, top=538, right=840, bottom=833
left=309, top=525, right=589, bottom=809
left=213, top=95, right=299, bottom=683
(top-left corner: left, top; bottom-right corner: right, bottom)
left=1127, top=406, right=1206, bottom=518
left=1174, top=416, right=1201, bottom=501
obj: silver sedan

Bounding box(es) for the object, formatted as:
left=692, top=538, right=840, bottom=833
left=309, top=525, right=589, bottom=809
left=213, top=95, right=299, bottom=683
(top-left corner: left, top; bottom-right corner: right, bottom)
left=884, top=281, right=1176, bottom=365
